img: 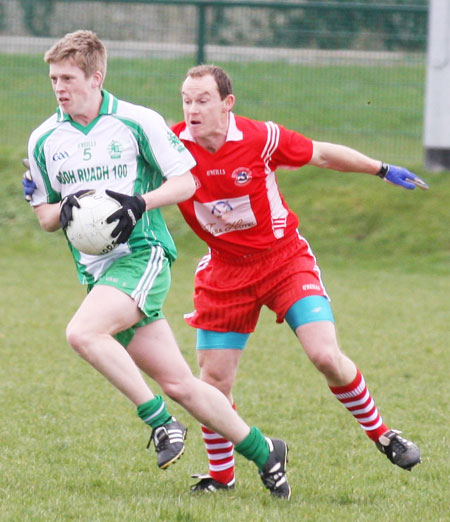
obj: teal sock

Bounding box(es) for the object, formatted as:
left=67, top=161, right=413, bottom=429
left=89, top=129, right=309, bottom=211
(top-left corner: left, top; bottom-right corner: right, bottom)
left=137, top=395, right=172, bottom=428
left=234, top=426, right=270, bottom=471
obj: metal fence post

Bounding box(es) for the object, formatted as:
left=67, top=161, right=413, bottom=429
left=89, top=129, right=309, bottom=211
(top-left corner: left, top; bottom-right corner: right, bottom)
left=424, top=0, right=450, bottom=171
left=196, top=2, right=206, bottom=64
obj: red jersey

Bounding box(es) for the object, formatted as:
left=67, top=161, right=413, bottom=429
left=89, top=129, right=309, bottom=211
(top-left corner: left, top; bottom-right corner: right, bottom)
left=172, top=113, right=313, bottom=257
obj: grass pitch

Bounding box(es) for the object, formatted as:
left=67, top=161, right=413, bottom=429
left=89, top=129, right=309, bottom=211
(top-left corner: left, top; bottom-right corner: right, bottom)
left=1, top=163, right=448, bottom=521
left=1, top=54, right=449, bottom=521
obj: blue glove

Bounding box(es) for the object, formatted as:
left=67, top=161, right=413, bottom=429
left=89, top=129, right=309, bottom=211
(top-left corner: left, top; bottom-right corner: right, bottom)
left=377, top=163, right=429, bottom=190
left=21, top=158, right=37, bottom=202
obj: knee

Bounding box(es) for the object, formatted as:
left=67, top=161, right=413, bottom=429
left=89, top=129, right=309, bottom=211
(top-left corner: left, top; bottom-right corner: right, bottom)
left=65, top=322, right=92, bottom=359
left=199, top=366, right=233, bottom=397
left=309, top=349, right=340, bottom=376
left=160, top=375, right=195, bottom=404
left=297, top=322, right=345, bottom=379
left=307, top=341, right=351, bottom=380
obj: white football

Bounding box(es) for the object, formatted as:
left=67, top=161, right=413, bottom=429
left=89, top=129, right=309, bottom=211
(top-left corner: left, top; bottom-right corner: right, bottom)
left=66, top=192, right=121, bottom=255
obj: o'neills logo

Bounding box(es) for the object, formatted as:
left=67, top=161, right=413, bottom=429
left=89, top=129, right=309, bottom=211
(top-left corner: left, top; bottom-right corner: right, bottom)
left=232, top=167, right=252, bottom=186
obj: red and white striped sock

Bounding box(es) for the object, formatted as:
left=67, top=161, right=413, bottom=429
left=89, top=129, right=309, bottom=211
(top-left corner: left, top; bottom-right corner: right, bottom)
left=329, top=368, right=389, bottom=442
left=201, top=403, right=236, bottom=485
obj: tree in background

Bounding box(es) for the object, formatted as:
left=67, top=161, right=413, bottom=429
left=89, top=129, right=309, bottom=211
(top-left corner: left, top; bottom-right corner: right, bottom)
left=207, top=0, right=428, bottom=52
left=20, top=0, right=55, bottom=37
left=268, top=0, right=428, bottom=51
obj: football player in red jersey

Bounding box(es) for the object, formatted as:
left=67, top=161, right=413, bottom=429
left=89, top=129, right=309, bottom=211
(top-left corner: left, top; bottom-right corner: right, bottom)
left=171, top=65, right=425, bottom=492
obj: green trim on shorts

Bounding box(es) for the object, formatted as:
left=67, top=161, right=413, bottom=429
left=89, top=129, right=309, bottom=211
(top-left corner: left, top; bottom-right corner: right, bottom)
left=89, top=246, right=171, bottom=347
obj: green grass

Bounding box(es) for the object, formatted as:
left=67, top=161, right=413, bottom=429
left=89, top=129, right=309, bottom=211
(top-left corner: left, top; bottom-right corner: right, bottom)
left=1, top=54, right=449, bottom=521
left=1, top=54, right=424, bottom=164
left=1, top=234, right=449, bottom=521
left=1, top=154, right=449, bottom=521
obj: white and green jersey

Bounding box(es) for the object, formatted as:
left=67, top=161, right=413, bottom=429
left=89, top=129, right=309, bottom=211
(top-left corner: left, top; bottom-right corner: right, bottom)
left=28, top=90, right=196, bottom=285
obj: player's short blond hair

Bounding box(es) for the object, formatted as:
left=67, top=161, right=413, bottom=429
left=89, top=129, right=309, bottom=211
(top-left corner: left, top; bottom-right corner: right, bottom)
left=184, top=64, right=233, bottom=100
left=44, top=30, right=107, bottom=81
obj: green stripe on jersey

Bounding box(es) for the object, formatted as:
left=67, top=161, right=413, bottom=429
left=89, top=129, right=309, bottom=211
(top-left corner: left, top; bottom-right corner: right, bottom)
left=34, top=129, right=61, bottom=203
left=28, top=89, right=195, bottom=285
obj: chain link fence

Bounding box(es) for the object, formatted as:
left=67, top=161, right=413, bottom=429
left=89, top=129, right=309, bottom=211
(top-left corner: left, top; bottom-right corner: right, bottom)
left=0, top=0, right=428, bottom=165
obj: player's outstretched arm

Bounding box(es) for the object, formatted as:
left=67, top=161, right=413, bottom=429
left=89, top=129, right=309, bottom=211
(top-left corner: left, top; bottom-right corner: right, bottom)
left=309, top=141, right=429, bottom=190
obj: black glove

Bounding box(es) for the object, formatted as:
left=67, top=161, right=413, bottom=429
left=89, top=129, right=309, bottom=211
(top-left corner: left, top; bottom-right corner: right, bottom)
left=60, top=189, right=95, bottom=229
left=105, top=190, right=146, bottom=244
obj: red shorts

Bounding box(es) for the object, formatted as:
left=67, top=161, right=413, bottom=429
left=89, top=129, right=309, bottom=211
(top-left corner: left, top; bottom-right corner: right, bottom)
left=184, top=232, right=328, bottom=333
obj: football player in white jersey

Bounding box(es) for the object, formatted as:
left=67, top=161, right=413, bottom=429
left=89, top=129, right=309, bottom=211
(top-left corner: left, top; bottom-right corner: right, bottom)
left=23, top=31, right=291, bottom=498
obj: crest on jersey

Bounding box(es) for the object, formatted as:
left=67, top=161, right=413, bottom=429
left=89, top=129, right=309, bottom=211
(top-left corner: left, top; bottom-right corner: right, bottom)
left=232, top=167, right=252, bottom=186
left=108, top=140, right=123, bottom=159
left=167, top=130, right=186, bottom=152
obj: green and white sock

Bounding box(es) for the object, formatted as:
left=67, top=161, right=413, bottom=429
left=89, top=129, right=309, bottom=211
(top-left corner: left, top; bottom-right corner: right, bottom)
left=137, top=395, right=172, bottom=428
left=234, top=426, right=269, bottom=471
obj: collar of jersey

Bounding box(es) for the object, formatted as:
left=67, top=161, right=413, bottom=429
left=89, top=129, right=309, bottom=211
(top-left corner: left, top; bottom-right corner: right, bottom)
left=180, top=112, right=243, bottom=143
left=56, top=89, right=118, bottom=133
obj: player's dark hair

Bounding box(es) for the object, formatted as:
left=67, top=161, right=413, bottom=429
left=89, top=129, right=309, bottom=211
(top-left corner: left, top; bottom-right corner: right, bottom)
left=185, top=64, right=233, bottom=100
